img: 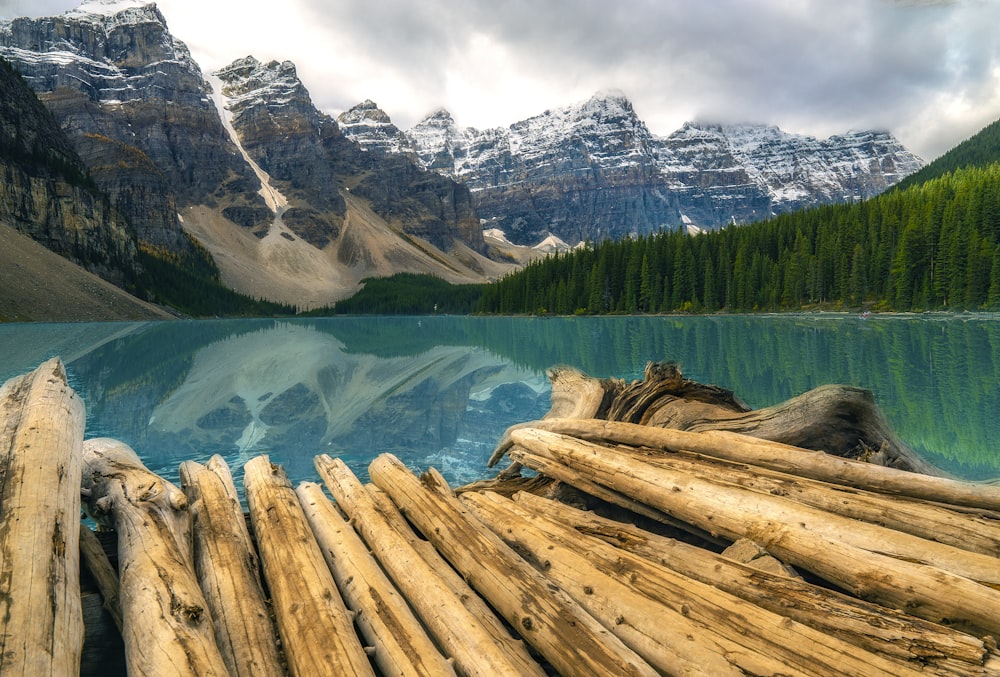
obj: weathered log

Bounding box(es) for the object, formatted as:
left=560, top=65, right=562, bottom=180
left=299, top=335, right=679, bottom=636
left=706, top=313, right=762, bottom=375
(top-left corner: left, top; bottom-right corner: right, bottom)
left=314, top=454, right=544, bottom=677
left=547, top=364, right=623, bottom=419
left=296, top=481, right=457, bottom=677
left=0, top=358, right=84, bottom=677
left=368, top=453, right=660, bottom=677
left=179, top=456, right=282, bottom=677
left=512, top=491, right=996, bottom=676
left=505, top=444, right=726, bottom=545
left=490, top=363, right=939, bottom=474
left=615, top=442, right=1000, bottom=558
left=242, top=455, right=374, bottom=677
left=81, top=437, right=227, bottom=677
left=78, top=525, right=123, bottom=633
left=361, top=483, right=540, bottom=665
left=501, top=418, right=1000, bottom=512
left=511, top=428, right=1000, bottom=638
left=464, top=490, right=924, bottom=677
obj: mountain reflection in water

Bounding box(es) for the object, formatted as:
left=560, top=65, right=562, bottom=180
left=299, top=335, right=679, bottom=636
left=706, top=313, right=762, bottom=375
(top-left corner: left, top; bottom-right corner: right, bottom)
left=0, top=315, right=997, bottom=494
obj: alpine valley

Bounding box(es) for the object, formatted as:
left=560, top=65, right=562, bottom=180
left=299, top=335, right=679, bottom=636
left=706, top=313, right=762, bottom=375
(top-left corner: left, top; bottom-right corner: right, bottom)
left=0, top=0, right=924, bottom=312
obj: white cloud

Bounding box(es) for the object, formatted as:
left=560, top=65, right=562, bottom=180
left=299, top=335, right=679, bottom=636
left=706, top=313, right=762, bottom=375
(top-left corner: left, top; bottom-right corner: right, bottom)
left=2, top=0, right=998, bottom=159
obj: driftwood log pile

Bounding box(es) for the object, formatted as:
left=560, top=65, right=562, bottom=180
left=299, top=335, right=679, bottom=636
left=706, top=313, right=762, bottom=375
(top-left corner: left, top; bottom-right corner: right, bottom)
left=2, top=359, right=1000, bottom=676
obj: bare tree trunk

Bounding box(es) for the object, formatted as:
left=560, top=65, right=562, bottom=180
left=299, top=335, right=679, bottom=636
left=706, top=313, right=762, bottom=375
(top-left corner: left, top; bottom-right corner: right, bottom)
left=511, top=491, right=995, bottom=677
left=491, top=363, right=942, bottom=475
left=464, top=490, right=925, bottom=677
left=614, top=441, right=1000, bottom=557
left=0, top=358, right=84, bottom=677
left=179, top=456, right=282, bottom=677
left=242, top=455, right=374, bottom=677
left=81, top=437, right=227, bottom=677
left=78, top=525, right=123, bottom=633
left=314, top=454, right=544, bottom=677
left=368, top=453, right=660, bottom=677
left=297, top=481, right=457, bottom=677
left=497, top=418, right=1000, bottom=511
left=511, top=427, right=1000, bottom=638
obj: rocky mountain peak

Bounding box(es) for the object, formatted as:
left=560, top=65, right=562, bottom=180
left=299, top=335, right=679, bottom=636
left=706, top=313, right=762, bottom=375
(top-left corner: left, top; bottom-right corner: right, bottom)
left=336, top=100, right=409, bottom=155
left=340, top=91, right=924, bottom=245
left=64, top=0, right=164, bottom=25
left=214, top=56, right=309, bottom=120
left=0, top=2, right=262, bottom=249
left=416, top=107, right=457, bottom=128
left=340, top=99, right=392, bottom=124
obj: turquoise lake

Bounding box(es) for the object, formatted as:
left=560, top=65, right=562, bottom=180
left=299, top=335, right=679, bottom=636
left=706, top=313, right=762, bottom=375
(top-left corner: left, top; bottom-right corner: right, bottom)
left=1, top=315, right=998, bottom=491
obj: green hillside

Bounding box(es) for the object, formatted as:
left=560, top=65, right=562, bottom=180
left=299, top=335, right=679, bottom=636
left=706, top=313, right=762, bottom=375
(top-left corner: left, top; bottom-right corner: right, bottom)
left=477, top=161, right=1000, bottom=314
left=893, top=118, right=1000, bottom=191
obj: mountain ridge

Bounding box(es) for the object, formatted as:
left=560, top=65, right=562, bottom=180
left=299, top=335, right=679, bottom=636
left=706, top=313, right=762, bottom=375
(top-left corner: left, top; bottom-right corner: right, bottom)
left=340, top=92, right=924, bottom=246
left=0, top=2, right=505, bottom=309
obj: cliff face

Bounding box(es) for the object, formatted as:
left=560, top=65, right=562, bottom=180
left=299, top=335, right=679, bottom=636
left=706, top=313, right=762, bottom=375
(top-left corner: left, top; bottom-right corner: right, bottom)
left=341, top=92, right=924, bottom=245
left=0, top=57, right=137, bottom=285
left=217, top=56, right=486, bottom=255
left=0, top=2, right=497, bottom=309
left=0, top=1, right=265, bottom=251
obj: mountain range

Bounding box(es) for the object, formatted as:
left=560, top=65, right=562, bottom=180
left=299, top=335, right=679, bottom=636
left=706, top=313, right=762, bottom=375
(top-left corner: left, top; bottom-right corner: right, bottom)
left=0, top=0, right=506, bottom=309
left=0, top=0, right=924, bottom=312
left=338, top=94, right=924, bottom=246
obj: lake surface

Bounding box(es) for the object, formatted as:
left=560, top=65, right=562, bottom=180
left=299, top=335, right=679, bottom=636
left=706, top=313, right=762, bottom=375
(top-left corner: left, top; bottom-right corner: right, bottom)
left=1, top=315, right=998, bottom=494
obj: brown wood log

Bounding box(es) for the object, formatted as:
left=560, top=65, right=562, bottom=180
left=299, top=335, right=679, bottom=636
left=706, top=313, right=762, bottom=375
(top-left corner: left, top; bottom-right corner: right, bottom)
left=242, top=455, right=374, bottom=677
left=511, top=428, right=1000, bottom=638
left=0, top=358, right=84, bottom=677
left=296, top=481, right=457, bottom=677
left=503, top=418, right=1000, bottom=512
left=361, top=483, right=541, bottom=666
left=368, top=453, right=660, bottom=677
left=506, top=444, right=726, bottom=545
left=79, top=525, right=123, bottom=633
left=615, top=443, right=1000, bottom=558
left=80, top=437, right=227, bottom=677
left=314, top=454, right=544, bottom=677
left=491, top=363, right=941, bottom=474
left=179, top=456, right=282, bottom=677
left=512, top=491, right=996, bottom=676
left=464, top=490, right=925, bottom=677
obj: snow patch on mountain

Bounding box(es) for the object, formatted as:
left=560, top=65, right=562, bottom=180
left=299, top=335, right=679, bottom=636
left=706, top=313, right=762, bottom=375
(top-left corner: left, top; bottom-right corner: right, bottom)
left=205, top=70, right=287, bottom=214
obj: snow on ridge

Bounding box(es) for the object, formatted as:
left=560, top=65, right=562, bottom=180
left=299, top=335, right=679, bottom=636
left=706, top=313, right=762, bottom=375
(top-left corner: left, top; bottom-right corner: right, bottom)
left=68, top=0, right=154, bottom=16
left=205, top=70, right=288, bottom=214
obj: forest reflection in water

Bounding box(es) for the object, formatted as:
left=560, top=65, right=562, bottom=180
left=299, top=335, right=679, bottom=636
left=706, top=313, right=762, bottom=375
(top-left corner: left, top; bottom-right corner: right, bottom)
left=0, top=314, right=997, bottom=490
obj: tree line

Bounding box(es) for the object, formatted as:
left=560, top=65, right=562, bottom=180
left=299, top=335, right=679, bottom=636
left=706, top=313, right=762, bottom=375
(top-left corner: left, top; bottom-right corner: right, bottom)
left=477, top=163, right=1000, bottom=314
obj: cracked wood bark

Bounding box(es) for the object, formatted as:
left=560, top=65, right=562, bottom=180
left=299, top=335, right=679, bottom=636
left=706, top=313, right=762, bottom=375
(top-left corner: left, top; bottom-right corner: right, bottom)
left=367, top=453, right=660, bottom=677
left=511, top=490, right=996, bottom=677
left=496, top=418, right=1000, bottom=512
left=80, top=437, right=227, bottom=677
left=511, top=428, right=1000, bottom=638
left=179, top=456, right=282, bottom=677
left=314, top=454, right=544, bottom=677
left=463, top=490, right=924, bottom=677
left=242, top=455, right=374, bottom=677
left=0, top=358, right=84, bottom=677
left=297, top=481, right=457, bottom=677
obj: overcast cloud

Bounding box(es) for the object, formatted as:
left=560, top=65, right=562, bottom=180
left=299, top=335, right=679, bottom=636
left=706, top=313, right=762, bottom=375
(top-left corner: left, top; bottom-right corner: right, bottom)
left=2, top=0, right=999, bottom=160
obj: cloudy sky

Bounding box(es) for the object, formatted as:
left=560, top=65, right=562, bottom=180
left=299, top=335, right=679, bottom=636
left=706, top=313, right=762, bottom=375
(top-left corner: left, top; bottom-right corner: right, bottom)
left=2, top=0, right=999, bottom=160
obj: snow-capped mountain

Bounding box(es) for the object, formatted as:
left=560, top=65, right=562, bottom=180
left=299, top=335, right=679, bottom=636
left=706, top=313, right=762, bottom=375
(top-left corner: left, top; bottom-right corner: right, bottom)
left=0, top=1, right=503, bottom=307
left=340, top=92, right=924, bottom=245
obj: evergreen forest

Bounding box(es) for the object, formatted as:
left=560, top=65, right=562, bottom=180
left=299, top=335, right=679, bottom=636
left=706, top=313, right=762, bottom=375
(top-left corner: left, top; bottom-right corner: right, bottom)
left=477, top=162, right=1000, bottom=314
